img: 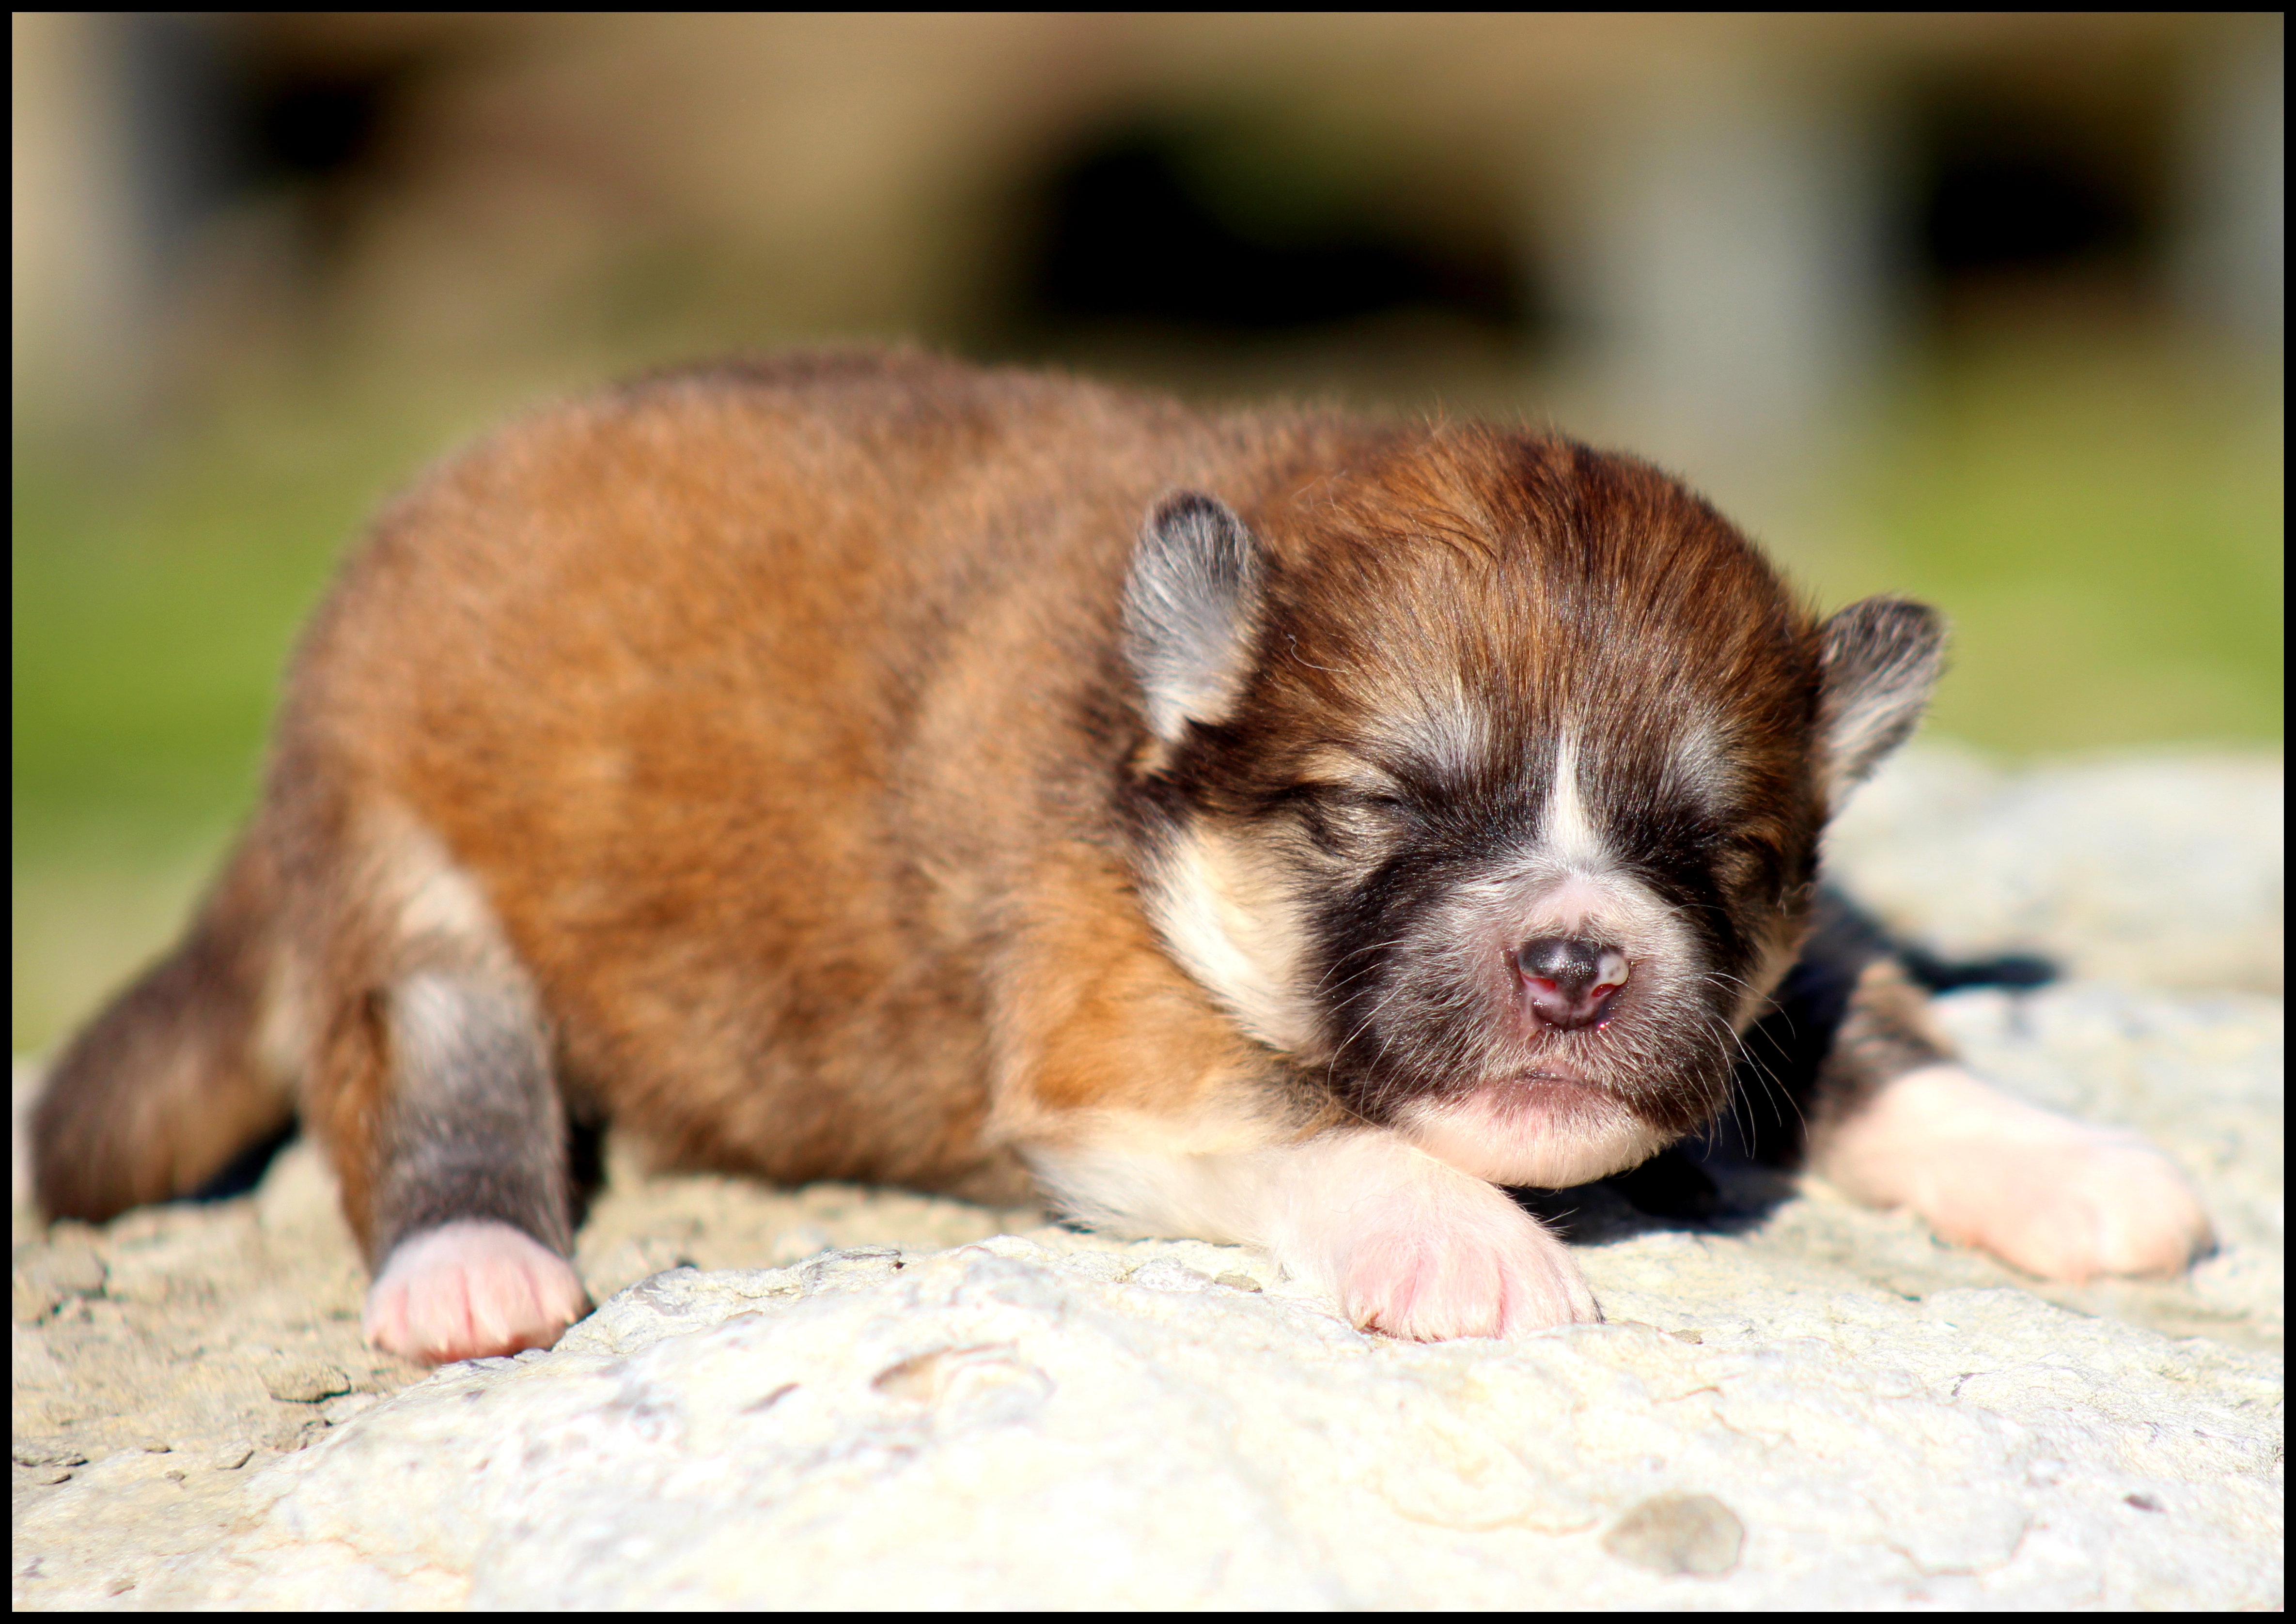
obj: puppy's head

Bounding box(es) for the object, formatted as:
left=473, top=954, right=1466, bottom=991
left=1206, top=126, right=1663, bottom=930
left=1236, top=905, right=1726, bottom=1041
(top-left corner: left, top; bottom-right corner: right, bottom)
left=1122, top=432, right=1940, bottom=1187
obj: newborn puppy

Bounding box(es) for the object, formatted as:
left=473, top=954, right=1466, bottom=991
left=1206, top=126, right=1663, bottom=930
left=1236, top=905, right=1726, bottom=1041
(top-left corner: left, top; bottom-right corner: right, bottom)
left=31, top=349, right=2212, bottom=1361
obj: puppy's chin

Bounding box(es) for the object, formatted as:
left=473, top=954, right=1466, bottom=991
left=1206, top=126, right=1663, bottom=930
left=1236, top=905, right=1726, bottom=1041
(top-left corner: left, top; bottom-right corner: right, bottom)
left=1397, top=1077, right=1673, bottom=1189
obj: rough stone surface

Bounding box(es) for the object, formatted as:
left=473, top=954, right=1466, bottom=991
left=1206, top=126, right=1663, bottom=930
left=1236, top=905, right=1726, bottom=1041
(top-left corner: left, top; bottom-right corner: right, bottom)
left=41, top=1225, right=2285, bottom=1609
left=10, top=745, right=2283, bottom=1608
left=259, top=1360, right=353, bottom=1406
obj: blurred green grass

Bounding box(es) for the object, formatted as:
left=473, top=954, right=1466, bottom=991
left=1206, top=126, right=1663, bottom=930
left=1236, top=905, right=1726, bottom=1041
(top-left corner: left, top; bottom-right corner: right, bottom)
left=10, top=331, right=2283, bottom=1053
left=12, top=383, right=483, bottom=1055
left=1822, top=336, right=2282, bottom=751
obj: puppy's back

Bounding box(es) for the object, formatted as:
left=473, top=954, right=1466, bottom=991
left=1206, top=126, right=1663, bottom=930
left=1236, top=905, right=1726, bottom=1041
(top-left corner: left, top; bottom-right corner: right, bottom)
left=291, top=355, right=1178, bottom=1183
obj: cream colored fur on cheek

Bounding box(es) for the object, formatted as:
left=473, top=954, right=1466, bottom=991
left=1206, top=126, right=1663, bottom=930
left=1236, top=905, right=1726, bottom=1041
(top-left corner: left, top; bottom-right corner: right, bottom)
left=1142, top=828, right=1317, bottom=1054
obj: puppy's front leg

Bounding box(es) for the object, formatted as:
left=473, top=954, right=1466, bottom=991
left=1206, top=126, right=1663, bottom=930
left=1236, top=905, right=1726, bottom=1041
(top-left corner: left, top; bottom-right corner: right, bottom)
left=1807, top=956, right=2214, bottom=1282
left=1032, top=1129, right=1601, bottom=1338
left=1250, top=1131, right=1605, bottom=1337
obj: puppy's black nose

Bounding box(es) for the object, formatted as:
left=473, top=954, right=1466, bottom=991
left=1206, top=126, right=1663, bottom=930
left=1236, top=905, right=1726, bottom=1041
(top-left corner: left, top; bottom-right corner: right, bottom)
left=1515, top=936, right=1629, bottom=1030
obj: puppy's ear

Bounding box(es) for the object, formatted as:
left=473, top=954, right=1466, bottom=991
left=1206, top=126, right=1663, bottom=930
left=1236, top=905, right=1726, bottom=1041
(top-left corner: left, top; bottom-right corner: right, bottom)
left=1817, top=597, right=1945, bottom=806
left=1123, top=492, right=1269, bottom=742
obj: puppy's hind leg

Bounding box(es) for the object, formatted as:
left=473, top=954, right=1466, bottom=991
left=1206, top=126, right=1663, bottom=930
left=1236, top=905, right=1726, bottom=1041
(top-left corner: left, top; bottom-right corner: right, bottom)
left=350, top=971, right=591, bottom=1364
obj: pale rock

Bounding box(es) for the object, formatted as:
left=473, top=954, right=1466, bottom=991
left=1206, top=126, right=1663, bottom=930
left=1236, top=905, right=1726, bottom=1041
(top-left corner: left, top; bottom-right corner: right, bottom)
left=112, top=1205, right=2281, bottom=1609
left=1826, top=742, right=2283, bottom=992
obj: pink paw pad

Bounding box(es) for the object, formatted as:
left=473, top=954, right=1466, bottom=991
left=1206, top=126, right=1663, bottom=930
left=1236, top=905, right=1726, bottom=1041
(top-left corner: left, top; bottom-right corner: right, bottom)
left=364, top=1220, right=591, bottom=1365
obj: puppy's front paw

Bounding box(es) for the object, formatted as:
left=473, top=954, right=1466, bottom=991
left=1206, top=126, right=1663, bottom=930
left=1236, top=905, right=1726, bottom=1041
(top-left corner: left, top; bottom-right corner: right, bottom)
left=1272, top=1143, right=1600, bottom=1339
left=1815, top=1065, right=2214, bottom=1283
left=1339, top=1199, right=1599, bottom=1339
left=364, top=1220, right=591, bottom=1364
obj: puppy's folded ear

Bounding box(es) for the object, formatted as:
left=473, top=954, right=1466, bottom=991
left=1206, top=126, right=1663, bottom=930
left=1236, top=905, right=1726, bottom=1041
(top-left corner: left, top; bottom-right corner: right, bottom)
left=1123, top=492, right=1269, bottom=742
left=1817, top=597, right=1945, bottom=806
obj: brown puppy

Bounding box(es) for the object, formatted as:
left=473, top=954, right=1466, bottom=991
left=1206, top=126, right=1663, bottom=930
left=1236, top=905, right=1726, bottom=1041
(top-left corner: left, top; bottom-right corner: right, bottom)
left=33, top=349, right=2212, bottom=1362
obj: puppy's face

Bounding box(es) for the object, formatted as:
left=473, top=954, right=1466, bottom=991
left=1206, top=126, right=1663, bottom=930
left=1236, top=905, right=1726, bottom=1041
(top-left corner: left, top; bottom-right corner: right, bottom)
left=1123, top=435, right=1940, bottom=1187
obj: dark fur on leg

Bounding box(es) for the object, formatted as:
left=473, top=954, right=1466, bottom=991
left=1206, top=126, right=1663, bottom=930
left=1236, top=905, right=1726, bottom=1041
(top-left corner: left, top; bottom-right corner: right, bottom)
left=367, top=973, right=575, bottom=1268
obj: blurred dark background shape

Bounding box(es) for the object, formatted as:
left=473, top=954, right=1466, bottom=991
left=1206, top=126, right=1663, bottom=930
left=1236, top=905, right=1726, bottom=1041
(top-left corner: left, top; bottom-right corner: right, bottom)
left=11, top=13, right=2284, bottom=1053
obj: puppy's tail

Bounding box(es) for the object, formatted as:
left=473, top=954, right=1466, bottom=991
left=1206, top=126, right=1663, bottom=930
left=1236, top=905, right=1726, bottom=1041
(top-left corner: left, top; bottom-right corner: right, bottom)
left=32, top=830, right=297, bottom=1221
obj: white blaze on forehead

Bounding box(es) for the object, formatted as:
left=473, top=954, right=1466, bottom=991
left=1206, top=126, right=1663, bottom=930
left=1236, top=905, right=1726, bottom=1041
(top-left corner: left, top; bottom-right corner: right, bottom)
left=1542, top=735, right=1606, bottom=870
left=1515, top=731, right=1671, bottom=945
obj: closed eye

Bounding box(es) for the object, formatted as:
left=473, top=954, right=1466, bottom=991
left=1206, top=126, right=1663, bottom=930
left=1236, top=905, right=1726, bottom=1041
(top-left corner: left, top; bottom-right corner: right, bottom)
left=1269, top=781, right=1413, bottom=849
left=1294, top=783, right=1408, bottom=814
